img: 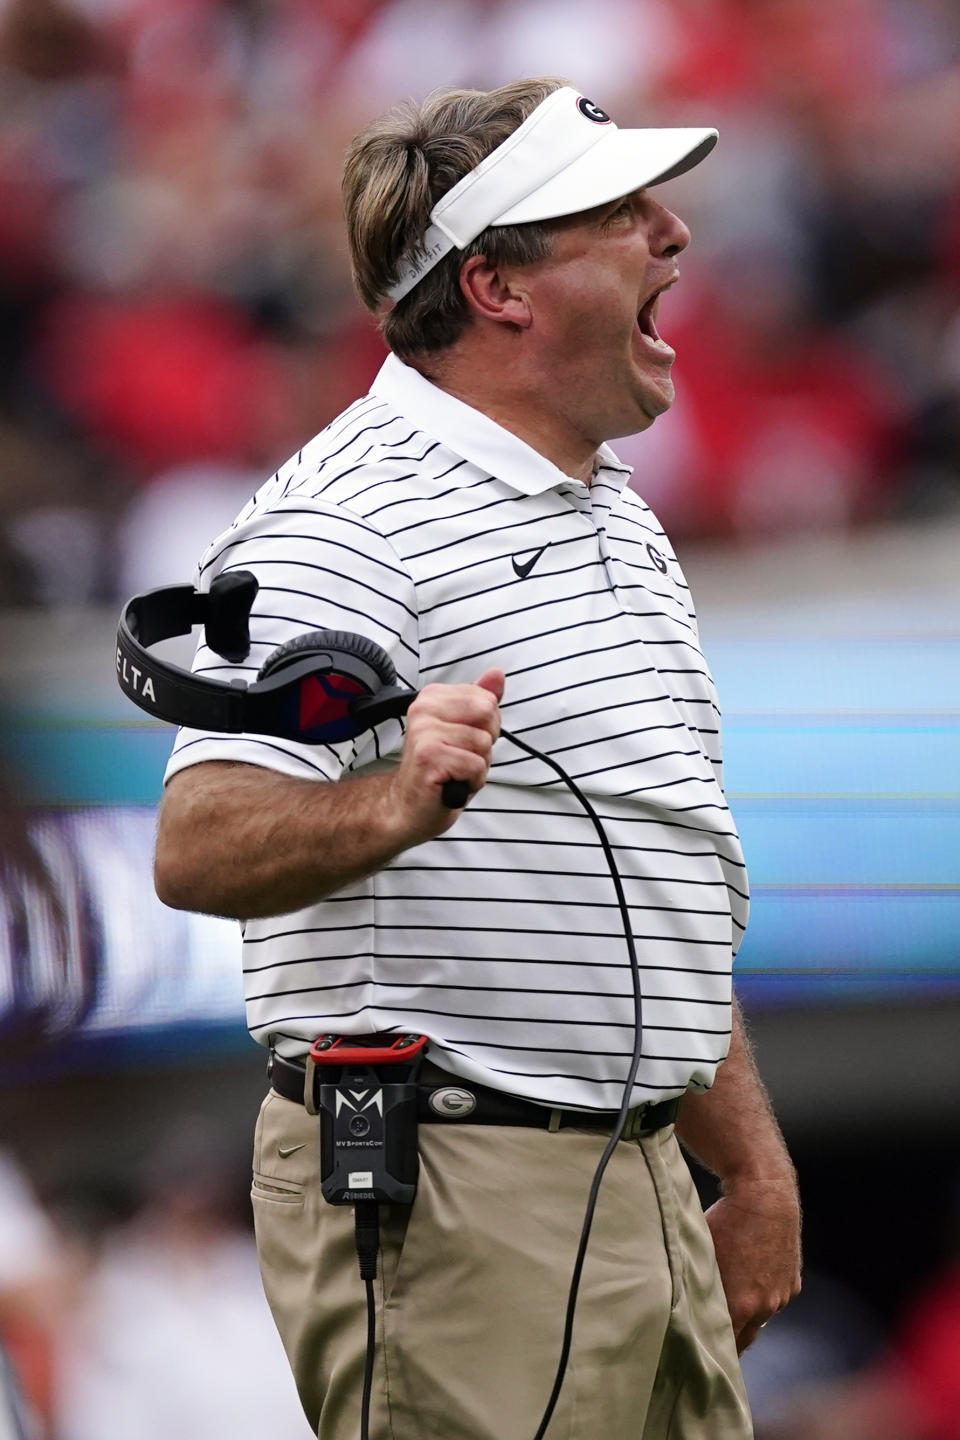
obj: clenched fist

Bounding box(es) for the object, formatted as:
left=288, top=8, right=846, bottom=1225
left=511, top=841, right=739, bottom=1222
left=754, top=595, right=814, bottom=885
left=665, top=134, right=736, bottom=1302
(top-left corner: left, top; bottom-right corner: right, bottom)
left=387, top=669, right=505, bottom=842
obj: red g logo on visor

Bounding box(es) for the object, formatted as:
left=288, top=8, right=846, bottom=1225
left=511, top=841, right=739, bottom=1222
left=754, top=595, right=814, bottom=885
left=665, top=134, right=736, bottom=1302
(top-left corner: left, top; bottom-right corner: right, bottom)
left=577, top=97, right=611, bottom=124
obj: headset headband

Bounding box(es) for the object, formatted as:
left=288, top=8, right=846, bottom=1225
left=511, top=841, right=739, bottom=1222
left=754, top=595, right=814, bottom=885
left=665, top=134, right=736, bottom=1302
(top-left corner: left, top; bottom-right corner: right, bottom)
left=116, top=572, right=413, bottom=743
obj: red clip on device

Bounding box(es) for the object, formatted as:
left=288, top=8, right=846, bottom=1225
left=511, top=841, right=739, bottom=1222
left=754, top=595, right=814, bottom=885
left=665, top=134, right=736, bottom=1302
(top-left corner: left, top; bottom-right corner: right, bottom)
left=309, top=1033, right=429, bottom=1067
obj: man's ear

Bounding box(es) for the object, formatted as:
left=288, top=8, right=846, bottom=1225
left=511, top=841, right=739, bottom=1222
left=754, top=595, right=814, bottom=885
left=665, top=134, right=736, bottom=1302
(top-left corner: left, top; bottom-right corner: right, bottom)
left=459, top=256, right=533, bottom=329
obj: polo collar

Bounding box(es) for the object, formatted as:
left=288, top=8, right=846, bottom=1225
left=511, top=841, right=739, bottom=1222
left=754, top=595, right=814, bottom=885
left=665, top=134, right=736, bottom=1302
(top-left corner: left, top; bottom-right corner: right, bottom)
left=370, top=353, right=631, bottom=497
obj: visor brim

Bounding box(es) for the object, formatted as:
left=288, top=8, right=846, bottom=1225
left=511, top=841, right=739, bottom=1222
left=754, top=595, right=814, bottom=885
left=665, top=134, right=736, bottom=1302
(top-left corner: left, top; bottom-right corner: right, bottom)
left=494, top=127, right=718, bottom=228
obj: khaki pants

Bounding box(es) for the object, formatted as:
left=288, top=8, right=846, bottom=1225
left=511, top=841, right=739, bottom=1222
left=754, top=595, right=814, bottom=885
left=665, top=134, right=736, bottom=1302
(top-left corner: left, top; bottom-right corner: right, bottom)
left=251, top=1091, right=752, bottom=1440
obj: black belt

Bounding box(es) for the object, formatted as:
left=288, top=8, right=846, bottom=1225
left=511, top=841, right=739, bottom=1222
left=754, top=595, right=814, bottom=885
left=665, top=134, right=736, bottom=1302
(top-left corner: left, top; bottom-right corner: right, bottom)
left=268, top=1051, right=681, bottom=1140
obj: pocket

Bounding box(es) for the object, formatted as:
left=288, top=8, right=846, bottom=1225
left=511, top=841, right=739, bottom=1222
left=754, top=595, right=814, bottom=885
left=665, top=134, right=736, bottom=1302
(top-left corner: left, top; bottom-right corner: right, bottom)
left=251, top=1090, right=318, bottom=1213
left=251, top=1171, right=305, bottom=1207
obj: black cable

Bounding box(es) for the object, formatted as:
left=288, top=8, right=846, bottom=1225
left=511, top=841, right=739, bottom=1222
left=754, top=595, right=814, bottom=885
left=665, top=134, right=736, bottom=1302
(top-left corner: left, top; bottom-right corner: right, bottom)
left=354, top=1202, right=380, bottom=1440
left=496, top=728, right=646, bottom=1440
left=351, top=728, right=647, bottom=1440
left=361, top=1277, right=376, bottom=1440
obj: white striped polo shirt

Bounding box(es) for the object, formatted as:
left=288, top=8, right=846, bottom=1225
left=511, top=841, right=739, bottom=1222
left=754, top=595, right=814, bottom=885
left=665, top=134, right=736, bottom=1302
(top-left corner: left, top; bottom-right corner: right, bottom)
left=165, top=353, right=749, bottom=1111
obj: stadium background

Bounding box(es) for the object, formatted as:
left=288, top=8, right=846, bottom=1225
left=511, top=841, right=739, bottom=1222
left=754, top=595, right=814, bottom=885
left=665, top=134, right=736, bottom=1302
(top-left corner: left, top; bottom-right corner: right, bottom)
left=0, top=0, right=958, bottom=1435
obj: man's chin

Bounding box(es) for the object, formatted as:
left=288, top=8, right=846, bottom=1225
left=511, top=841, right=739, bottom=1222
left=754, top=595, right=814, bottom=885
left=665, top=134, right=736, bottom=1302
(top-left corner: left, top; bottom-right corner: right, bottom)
left=638, top=375, right=675, bottom=423
left=597, top=376, right=675, bottom=442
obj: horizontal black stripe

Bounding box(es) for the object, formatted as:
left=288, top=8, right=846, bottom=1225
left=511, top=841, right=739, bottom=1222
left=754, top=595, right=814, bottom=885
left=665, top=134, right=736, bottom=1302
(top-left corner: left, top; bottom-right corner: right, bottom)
left=385, top=865, right=749, bottom=899
left=201, top=518, right=410, bottom=583
left=346, top=891, right=730, bottom=916
left=446, top=1040, right=725, bottom=1063
left=500, top=745, right=704, bottom=786
left=381, top=483, right=516, bottom=540
left=282, top=414, right=400, bottom=489
left=242, top=882, right=742, bottom=944
left=363, top=468, right=494, bottom=522
left=427, top=582, right=624, bottom=646
left=276, top=978, right=730, bottom=1003
left=406, top=503, right=569, bottom=562
left=446, top=1058, right=725, bottom=1082
left=312, top=426, right=441, bottom=497
left=526, top=763, right=712, bottom=795
left=325, top=430, right=433, bottom=485
left=170, top=732, right=336, bottom=773
left=374, top=425, right=437, bottom=454
left=436, top=1049, right=692, bottom=1096
left=238, top=586, right=418, bottom=659
left=226, top=561, right=416, bottom=620
left=310, top=452, right=380, bottom=498
left=615, top=600, right=696, bottom=636
left=388, top=861, right=729, bottom=883
left=508, top=708, right=687, bottom=746
left=406, top=840, right=746, bottom=866
left=421, top=610, right=638, bottom=675
left=323, top=395, right=386, bottom=439
left=243, top=923, right=366, bottom=945
left=364, top=441, right=441, bottom=466
left=612, top=496, right=668, bottom=532
left=610, top=775, right=721, bottom=798
left=440, top=1063, right=721, bottom=1087
left=243, top=606, right=408, bottom=646
left=433, top=458, right=469, bottom=481
left=346, top=923, right=730, bottom=943
left=296, top=412, right=399, bottom=469
left=508, top=654, right=718, bottom=707
left=371, top=472, right=495, bottom=524
left=500, top=662, right=656, bottom=711
left=250, top=1004, right=730, bottom=1034
left=462, top=802, right=742, bottom=841
left=244, top=952, right=737, bottom=980
left=243, top=939, right=372, bottom=972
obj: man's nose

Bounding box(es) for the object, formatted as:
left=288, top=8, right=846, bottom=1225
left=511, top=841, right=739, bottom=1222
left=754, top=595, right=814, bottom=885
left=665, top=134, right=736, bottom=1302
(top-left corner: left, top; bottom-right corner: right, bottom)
left=652, top=201, right=691, bottom=258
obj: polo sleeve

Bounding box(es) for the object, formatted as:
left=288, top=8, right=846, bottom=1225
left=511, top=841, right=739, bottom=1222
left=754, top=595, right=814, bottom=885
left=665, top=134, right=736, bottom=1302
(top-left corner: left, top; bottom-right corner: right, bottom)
left=162, top=497, right=419, bottom=786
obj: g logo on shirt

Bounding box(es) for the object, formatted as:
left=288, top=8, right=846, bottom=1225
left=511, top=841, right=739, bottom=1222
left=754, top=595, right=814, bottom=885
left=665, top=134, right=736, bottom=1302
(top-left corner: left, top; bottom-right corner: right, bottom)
left=577, top=97, right=612, bottom=124
left=646, top=543, right=669, bottom=574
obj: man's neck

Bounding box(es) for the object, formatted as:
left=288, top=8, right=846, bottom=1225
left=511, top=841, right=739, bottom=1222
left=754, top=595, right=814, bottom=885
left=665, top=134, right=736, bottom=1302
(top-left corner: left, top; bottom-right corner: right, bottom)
left=411, top=353, right=598, bottom=485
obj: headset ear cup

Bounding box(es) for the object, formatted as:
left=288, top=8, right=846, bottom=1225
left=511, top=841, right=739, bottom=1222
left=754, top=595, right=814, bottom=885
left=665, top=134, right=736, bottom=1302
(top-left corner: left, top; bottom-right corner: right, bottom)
left=257, top=629, right=397, bottom=686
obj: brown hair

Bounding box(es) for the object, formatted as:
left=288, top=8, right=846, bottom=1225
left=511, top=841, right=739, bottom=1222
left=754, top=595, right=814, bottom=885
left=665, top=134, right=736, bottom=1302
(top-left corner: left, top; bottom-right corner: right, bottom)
left=342, top=78, right=565, bottom=359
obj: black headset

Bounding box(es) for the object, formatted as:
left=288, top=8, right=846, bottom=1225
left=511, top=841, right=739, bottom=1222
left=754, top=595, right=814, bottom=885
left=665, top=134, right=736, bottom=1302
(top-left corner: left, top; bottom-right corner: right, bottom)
left=116, top=569, right=468, bottom=805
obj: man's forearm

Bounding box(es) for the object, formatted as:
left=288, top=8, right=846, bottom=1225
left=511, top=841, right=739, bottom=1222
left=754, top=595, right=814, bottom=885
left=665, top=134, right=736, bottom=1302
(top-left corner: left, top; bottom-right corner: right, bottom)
left=676, top=995, right=796, bottom=1190
left=675, top=993, right=802, bottom=1351
left=155, top=762, right=413, bottom=919
left=154, top=670, right=506, bottom=921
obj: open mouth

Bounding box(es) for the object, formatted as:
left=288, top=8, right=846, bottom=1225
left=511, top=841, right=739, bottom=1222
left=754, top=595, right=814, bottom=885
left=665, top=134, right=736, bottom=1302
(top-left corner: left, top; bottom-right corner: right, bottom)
left=635, top=283, right=676, bottom=358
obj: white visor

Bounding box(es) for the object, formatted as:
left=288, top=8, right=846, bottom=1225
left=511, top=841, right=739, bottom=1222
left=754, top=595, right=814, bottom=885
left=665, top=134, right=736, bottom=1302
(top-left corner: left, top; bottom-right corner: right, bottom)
left=386, top=87, right=717, bottom=305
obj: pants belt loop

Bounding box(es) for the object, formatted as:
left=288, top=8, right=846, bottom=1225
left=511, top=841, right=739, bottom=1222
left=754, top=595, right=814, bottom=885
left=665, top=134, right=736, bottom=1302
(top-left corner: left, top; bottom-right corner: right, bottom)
left=547, top=1108, right=562, bottom=1133
left=303, top=1055, right=319, bottom=1116
left=623, top=1108, right=643, bottom=1142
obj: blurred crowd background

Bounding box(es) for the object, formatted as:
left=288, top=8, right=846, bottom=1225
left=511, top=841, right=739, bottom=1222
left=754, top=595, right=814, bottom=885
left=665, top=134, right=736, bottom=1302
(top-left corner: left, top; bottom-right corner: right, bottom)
left=1, top=0, right=959, bottom=1436
left=0, top=0, right=959, bottom=602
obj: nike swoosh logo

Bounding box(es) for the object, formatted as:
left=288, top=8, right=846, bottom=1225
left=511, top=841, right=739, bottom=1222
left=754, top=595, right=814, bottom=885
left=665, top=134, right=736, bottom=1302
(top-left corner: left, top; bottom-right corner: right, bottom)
left=278, top=1143, right=306, bottom=1158
left=512, top=544, right=548, bottom=580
